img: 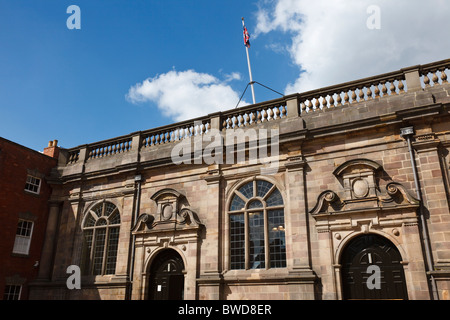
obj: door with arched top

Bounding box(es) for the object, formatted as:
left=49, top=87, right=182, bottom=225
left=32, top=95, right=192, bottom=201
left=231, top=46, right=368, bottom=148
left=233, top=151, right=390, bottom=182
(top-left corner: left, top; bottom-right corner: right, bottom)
left=341, top=234, right=408, bottom=300
left=148, top=250, right=185, bottom=300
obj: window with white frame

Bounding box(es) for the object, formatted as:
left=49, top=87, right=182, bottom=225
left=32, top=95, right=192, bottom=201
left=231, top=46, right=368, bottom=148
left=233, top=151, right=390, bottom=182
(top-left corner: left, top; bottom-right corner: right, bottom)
left=81, top=201, right=121, bottom=276
left=12, top=219, right=34, bottom=255
left=3, top=285, right=22, bottom=300
left=24, top=175, right=41, bottom=194
left=228, top=179, right=286, bottom=270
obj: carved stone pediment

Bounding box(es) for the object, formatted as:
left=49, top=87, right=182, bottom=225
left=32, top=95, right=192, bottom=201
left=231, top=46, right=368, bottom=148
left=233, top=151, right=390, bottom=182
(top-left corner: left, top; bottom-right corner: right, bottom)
left=310, top=182, right=419, bottom=217
left=132, top=188, right=203, bottom=234
left=310, top=159, right=419, bottom=217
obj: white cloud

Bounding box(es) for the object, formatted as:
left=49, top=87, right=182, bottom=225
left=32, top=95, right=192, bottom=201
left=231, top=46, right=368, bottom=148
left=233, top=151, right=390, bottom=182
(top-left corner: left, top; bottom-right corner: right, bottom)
left=255, top=0, right=450, bottom=94
left=127, top=70, right=248, bottom=122
left=224, top=72, right=242, bottom=83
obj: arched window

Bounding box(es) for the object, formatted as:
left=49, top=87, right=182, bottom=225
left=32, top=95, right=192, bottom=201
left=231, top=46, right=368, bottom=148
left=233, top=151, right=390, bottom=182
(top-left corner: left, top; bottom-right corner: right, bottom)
left=228, top=179, right=286, bottom=270
left=81, top=201, right=121, bottom=275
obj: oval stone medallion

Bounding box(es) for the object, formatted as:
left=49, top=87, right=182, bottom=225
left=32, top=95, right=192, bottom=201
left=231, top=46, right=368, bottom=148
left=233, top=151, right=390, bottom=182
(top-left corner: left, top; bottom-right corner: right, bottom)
left=352, top=179, right=369, bottom=198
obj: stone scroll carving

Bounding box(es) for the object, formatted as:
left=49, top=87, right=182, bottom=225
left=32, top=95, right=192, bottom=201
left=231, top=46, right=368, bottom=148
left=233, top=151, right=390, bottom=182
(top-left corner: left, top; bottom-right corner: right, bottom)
left=132, top=188, right=203, bottom=232
left=310, top=159, right=419, bottom=216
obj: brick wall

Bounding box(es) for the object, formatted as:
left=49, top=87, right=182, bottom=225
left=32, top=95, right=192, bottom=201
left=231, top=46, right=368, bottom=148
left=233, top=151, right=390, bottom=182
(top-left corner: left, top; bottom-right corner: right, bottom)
left=0, top=138, right=57, bottom=299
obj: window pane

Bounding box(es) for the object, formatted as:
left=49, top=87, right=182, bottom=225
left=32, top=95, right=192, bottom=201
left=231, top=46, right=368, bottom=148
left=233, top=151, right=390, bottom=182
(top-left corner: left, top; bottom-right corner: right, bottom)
left=96, top=218, right=107, bottom=226
left=109, top=211, right=121, bottom=225
left=230, top=214, right=245, bottom=270
left=83, top=202, right=120, bottom=276
left=239, top=181, right=254, bottom=199
left=16, top=220, right=33, bottom=237
left=266, top=189, right=283, bottom=207
left=105, top=202, right=116, bottom=217
left=256, top=180, right=273, bottom=198
left=92, top=229, right=106, bottom=275
left=25, top=175, right=40, bottom=193
left=230, top=194, right=246, bottom=212
left=81, top=229, right=93, bottom=274
left=268, top=209, right=286, bottom=268
left=13, top=236, right=31, bottom=254
left=248, top=199, right=263, bottom=209
left=105, top=227, right=119, bottom=274
left=249, top=212, right=265, bottom=269
left=84, top=213, right=96, bottom=227
left=93, top=204, right=103, bottom=217
left=13, top=220, right=33, bottom=254
left=3, top=285, right=21, bottom=300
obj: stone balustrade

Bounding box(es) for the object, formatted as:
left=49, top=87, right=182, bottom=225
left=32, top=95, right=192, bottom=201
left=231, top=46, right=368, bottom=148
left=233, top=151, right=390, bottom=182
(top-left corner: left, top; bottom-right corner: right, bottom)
left=298, top=71, right=406, bottom=114
left=62, top=58, right=450, bottom=168
left=87, top=136, right=133, bottom=160
left=141, top=117, right=211, bottom=148
left=419, top=59, right=449, bottom=87
left=220, top=98, right=287, bottom=130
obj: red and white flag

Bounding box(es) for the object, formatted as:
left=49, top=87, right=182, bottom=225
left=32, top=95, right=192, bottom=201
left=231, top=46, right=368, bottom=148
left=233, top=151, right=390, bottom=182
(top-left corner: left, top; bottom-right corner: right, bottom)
left=243, top=25, right=250, bottom=48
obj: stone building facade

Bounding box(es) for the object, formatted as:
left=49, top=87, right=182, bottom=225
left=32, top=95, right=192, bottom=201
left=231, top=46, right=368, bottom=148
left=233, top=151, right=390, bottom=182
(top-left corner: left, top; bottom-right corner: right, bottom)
left=29, top=59, right=450, bottom=300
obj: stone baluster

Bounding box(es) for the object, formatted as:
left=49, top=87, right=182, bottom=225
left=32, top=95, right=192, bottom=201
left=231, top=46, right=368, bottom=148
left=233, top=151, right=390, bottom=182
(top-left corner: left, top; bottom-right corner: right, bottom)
left=268, top=106, right=274, bottom=120
left=441, top=68, right=448, bottom=84
left=300, top=101, right=306, bottom=114
left=374, top=84, right=381, bottom=98
left=431, top=69, right=439, bottom=86
left=320, top=96, right=327, bottom=109
left=281, top=104, right=287, bottom=117
left=381, top=82, right=388, bottom=97
left=423, top=74, right=430, bottom=87
left=308, top=100, right=314, bottom=112
left=389, top=79, right=397, bottom=95
left=250, top=111, right=256, bottom=124
left=358, top=87, right=365, bottom=102
left=263, top=108, right=269, bottom=121
left=366, top=85, right=373, bottom=100
left=244, top=113, right=250, bottom=125
left=398, top=79, right=405, bottom=93
left=274, top=105, right=280, bottom=119
left=329, top=94, right=335, bottom=107
left=344, top=91, right=350, bottom=105
left=314, top=98, right=320, bottom=110
left=336, top=92, right=342, bottom=106
left=350, top=88, right=357, bottom=104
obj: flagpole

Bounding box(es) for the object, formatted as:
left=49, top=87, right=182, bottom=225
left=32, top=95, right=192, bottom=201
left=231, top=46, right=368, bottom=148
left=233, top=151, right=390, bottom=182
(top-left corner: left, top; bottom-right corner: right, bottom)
left=242, top=17, right=256, bottom=105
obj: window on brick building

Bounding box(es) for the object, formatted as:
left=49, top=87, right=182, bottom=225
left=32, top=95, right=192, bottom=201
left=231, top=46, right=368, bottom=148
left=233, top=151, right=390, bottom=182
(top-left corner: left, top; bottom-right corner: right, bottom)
left=81, top=201, right=121, bottom=276
left=12, top=219, right=34, bottom=255
left=3, top=285, right=22, bottom=300
left=228, top=179, right=286, bottom=270
left=24, top=175, right=41, bottom=194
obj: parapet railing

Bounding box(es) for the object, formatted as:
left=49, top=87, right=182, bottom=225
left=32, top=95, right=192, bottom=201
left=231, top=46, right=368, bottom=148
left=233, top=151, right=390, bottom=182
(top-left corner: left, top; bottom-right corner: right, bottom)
left=298, top=70, right=406, bottom=113
left=65, top=58, right=450, bottom=165
left=220, top=98, right=288, bottom=129
left=419, top=59, right=449, bottom=87
left=140, top=116, right=211, bottom=149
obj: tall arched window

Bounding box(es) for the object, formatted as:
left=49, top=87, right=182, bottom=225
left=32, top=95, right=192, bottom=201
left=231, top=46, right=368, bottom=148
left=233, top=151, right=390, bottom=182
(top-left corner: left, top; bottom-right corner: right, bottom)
left=228, top=179, right=286, bottom=270
left=81, top=201, right=121, bottom=275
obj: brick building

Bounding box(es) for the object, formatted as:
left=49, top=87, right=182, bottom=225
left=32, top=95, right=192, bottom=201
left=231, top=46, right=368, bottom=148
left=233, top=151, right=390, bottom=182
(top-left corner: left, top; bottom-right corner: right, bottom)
left=0, top=138, right=59, bottom=300
left=29, top=58, right=450, bottom=300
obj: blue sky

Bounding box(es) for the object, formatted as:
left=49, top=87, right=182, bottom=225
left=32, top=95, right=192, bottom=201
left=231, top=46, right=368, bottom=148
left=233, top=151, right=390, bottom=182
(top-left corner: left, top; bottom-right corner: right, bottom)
left=1, top=0, right=449, bottom=152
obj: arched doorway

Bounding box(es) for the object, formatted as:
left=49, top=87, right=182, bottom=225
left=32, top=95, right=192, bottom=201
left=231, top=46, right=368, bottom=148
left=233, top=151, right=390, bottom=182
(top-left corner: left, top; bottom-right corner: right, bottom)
left=148, top=249, right=185, bottom=300
left=341, top=234, right=408, bottom=300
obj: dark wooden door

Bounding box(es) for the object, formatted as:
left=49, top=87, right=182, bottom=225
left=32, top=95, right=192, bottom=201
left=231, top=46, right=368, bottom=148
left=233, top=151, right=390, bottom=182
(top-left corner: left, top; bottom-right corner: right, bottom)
left=341, top=234, right=408, bottom=300
left=148, top=250, right=184, bottom=300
